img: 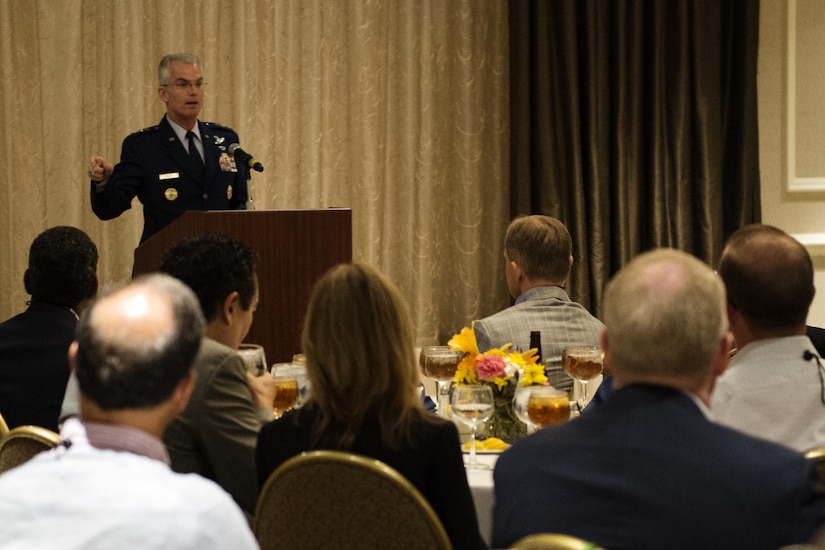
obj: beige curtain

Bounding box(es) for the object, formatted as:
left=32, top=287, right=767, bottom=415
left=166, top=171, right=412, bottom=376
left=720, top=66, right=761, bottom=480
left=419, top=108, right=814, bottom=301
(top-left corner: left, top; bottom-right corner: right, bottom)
left=0, top=0, right=509, bottom=346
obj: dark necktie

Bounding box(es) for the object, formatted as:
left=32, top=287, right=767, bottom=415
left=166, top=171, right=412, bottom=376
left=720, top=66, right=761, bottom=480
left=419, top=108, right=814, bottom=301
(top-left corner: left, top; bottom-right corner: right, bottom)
left=186, top=131, right=205, bottom=184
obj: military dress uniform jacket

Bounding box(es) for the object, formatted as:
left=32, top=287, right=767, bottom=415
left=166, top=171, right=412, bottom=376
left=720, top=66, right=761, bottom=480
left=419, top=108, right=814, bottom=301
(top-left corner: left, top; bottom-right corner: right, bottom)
left=90, top=116, right=249, bottom=243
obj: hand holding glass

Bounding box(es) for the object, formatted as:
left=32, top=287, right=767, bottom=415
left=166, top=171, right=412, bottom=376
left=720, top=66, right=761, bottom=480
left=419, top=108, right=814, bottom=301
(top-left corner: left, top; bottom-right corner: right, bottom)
left=450, top=385, right=494, bottom=469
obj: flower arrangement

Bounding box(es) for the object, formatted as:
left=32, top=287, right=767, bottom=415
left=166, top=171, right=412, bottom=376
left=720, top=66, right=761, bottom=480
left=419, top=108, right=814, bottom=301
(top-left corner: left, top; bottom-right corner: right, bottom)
left=448, top=324, right=547, bottom=388
left=448, top=323, right=548, bottom=441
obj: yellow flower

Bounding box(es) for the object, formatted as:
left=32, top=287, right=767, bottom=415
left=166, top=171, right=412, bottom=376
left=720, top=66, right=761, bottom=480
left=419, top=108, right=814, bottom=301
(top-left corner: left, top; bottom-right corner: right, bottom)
left=448, top=324, right=479, bottom=355
left=449, top=325, right=548, bottom=389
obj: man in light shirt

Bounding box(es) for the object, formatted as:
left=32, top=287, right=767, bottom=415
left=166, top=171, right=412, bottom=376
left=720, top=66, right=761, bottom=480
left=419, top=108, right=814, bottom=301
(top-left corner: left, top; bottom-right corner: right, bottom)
left=712, top=224, right=825, bottom=451
left=0, top=274, right=258, bottom=549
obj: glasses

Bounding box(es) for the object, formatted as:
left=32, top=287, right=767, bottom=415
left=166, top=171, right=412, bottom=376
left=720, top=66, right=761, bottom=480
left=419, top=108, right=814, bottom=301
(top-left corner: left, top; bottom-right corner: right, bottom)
left=162, top=80, right=206, bottom=91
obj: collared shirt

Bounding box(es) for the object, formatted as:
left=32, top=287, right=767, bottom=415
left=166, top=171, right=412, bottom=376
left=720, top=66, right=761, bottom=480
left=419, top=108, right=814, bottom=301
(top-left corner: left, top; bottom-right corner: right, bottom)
left=62, top=418, right=170, bottom=465
left=167, top=115, right=204, bottom=161
left=712, top=335, right=825, bottom=451
left=0, top=419, right=258, bottom=549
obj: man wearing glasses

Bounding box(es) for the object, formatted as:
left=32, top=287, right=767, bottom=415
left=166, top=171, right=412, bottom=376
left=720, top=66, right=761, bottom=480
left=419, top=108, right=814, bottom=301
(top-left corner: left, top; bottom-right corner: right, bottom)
left=87, top=53, right=249, bottom=243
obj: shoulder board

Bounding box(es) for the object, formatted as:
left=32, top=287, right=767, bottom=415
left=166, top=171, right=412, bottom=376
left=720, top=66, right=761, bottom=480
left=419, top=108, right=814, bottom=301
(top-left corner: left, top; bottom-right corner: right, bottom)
left=203, top=121, right=236, bottom=133
left=130, top=125, right=160, bottom=136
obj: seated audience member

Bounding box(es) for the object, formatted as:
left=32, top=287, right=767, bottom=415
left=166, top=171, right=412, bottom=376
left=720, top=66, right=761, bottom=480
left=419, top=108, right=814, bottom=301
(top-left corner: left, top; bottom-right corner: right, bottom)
left=60, top=233, right=275, bottom=515
left=0, top=275, right=257, bottom=549
left=492, top=249, right=825, bottom=550
left=0, top=226, right=97, bottom=431
left=473, top=215, right=603, bottom=392
left=256, top=263, right=487, bottom=550
left=159, top=233, right=275, bottom=515
left=712, top=224, right=825, bottom=451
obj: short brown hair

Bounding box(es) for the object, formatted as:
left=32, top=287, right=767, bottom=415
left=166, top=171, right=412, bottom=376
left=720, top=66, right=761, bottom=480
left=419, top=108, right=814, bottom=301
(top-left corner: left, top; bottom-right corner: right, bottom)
left=505, top=215, right=572, bottom=282
left=718, top=224, right=813, bottom=331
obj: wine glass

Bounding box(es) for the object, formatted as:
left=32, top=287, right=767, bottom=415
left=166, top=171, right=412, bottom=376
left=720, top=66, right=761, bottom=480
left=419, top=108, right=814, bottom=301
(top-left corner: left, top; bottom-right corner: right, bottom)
left=562, top=346, right=603, bottom=411
left=419, top=346, right=463, bottom=417
left=527, top=386, right=570, bottom=427
left=450, top=385, right=494, bottom=469
left=512, top=384, right=537, bottom=434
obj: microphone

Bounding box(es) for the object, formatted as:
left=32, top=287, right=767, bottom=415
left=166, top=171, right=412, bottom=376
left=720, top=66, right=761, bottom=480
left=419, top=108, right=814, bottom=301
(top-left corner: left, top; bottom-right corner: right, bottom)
left=229, top=143, right=264, bottom=172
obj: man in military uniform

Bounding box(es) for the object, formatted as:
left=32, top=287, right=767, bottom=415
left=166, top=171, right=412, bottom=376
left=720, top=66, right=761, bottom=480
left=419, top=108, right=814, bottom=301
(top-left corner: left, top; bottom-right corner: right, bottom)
left=88, top=53, right=249, bottom=243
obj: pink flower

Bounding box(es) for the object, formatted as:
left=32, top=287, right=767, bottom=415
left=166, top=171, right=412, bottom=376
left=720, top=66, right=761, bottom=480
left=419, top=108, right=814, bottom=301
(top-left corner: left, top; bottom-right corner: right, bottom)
left=476, top=355, right=507, bottom=380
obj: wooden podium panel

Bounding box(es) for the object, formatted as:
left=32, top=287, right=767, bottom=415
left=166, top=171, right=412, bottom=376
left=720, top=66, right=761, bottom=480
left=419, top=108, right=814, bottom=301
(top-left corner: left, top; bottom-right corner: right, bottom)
left=133, top=209, right=352, bottom=363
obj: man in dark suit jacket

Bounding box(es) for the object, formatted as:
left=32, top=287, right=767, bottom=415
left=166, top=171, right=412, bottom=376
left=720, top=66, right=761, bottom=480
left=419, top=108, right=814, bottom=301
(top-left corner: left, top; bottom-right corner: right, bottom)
left=88, top=53, right=249, bottom=243
left=493, top=249, right=825, bottom=550
left=0, top=227, right=97, bottom=431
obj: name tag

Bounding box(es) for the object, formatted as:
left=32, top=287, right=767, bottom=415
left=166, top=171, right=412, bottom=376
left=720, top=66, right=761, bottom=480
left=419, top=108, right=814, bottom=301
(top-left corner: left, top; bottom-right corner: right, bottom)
left=159, top=172, right=180, bottom=181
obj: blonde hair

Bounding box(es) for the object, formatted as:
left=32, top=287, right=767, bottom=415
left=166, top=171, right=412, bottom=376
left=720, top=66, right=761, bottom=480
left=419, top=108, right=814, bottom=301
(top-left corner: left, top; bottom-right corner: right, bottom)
left=603, top=249, right=727, bottom=379
left=301, top=262, right=433, bottom=449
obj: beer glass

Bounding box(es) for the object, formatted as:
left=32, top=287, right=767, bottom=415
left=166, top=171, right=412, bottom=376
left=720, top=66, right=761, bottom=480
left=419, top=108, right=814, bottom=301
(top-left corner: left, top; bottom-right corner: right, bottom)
left=419, top=346, right=463, bottom=417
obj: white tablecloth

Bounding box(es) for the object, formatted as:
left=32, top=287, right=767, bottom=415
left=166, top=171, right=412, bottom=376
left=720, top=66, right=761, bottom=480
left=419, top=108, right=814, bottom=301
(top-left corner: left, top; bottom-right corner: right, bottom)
left=464, top=452, right=498, bottom=547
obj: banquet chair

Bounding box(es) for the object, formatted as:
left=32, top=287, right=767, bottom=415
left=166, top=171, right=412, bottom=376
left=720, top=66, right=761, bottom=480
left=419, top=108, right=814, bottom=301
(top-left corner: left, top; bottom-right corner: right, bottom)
left=0, top=412, right=8, bottom=437
left=254, top=450, right=452, bottom=550
left=511, top=533, right=606, bottom=550
left=804, top=447, right=825, bottom=486
left=0, top=425, right=62, bottom=473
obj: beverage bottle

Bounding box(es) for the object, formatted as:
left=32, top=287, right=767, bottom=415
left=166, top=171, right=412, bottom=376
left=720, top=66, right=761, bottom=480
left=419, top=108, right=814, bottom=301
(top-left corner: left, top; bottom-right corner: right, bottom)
left=529, top=331, right=542, bottom=363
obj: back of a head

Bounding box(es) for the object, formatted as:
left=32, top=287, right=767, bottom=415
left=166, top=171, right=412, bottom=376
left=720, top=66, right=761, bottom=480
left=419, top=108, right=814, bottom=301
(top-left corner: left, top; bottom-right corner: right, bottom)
left=159, top=233, right=258, bottom=321
left=75, top=273, right=205, bottom=410
left=505, top=215, right=572, bottom=282
left=301, top=262, right=420, bottom=442
left=603, top=249, right=727, bottom=380
left=26, top=226, right=98, bottom=308
left=718, top=224, right=813, bottom=331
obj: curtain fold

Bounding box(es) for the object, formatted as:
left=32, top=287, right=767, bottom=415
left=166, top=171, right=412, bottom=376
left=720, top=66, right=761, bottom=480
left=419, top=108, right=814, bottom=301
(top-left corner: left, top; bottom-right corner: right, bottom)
left=0, top=1, right=510, bottom=348
left=509, top=0, right=761, bottom=317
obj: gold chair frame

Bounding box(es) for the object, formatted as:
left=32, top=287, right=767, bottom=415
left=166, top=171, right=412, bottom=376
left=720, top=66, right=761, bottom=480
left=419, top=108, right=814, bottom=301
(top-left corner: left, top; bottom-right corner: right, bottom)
left=0, top=425, right=62, bottom=473
left=254, top=449, right=452, bottom=550
left=511, top=532, right=606, bottom=550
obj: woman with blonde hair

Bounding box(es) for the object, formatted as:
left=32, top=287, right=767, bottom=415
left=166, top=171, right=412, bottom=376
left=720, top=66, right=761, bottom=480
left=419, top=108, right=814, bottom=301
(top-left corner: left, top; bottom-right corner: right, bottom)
left=256, top=262, right=486, bottom=549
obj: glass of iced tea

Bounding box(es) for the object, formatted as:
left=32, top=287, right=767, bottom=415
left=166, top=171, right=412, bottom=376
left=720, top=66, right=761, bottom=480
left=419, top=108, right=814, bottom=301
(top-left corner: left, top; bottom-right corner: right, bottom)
left=270, top=375, right=300, bottom=418
left=419, top=346, right=464, bottom=417
left=562, top=346, right=603, bottom=411
left=526, top=386, right=570, bottom=428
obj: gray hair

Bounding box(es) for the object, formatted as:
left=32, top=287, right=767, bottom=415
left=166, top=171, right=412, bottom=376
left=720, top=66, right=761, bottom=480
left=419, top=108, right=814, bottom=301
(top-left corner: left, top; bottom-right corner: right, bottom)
left=158, top=53, right=201, bottom=85
left=603, top=248, right=727, bottom=379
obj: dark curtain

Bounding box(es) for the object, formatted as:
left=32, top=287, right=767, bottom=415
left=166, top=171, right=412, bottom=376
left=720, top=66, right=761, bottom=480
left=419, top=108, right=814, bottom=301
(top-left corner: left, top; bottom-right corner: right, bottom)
left=509, top=0, right=761, bottom=317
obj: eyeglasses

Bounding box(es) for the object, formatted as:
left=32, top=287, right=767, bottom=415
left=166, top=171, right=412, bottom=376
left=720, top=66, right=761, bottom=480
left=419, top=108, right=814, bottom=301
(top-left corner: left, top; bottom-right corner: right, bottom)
left=162, top=80, right=206, bottom=91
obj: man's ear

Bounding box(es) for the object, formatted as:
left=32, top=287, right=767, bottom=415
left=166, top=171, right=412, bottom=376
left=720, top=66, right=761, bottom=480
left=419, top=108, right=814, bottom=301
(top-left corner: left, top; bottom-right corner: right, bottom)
left=220, top=291, right=241, bottom=324
left=68, top=341, right=79, bottom=373
left=86, top=275, right=99, bottom=300
left=171, top=370, right=196, bottom=413
left=23, top=269, right=32, bottom=295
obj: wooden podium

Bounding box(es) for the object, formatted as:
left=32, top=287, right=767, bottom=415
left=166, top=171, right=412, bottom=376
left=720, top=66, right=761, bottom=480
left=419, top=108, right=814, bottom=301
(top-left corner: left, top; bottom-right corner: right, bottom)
left=133, top=209, right=352, bottom=364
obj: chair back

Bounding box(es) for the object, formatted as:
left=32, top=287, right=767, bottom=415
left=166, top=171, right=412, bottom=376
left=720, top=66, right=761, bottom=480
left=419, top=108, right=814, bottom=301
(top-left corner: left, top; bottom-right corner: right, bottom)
left=0, top=425, right=62, bottom=473
left=804, top=447, right=825, bottom=486
left=511, top=533, right=606, bottom=550
left=0, top=412, right=8, bottom=437
left=254, top=450, right=452, bottom=550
